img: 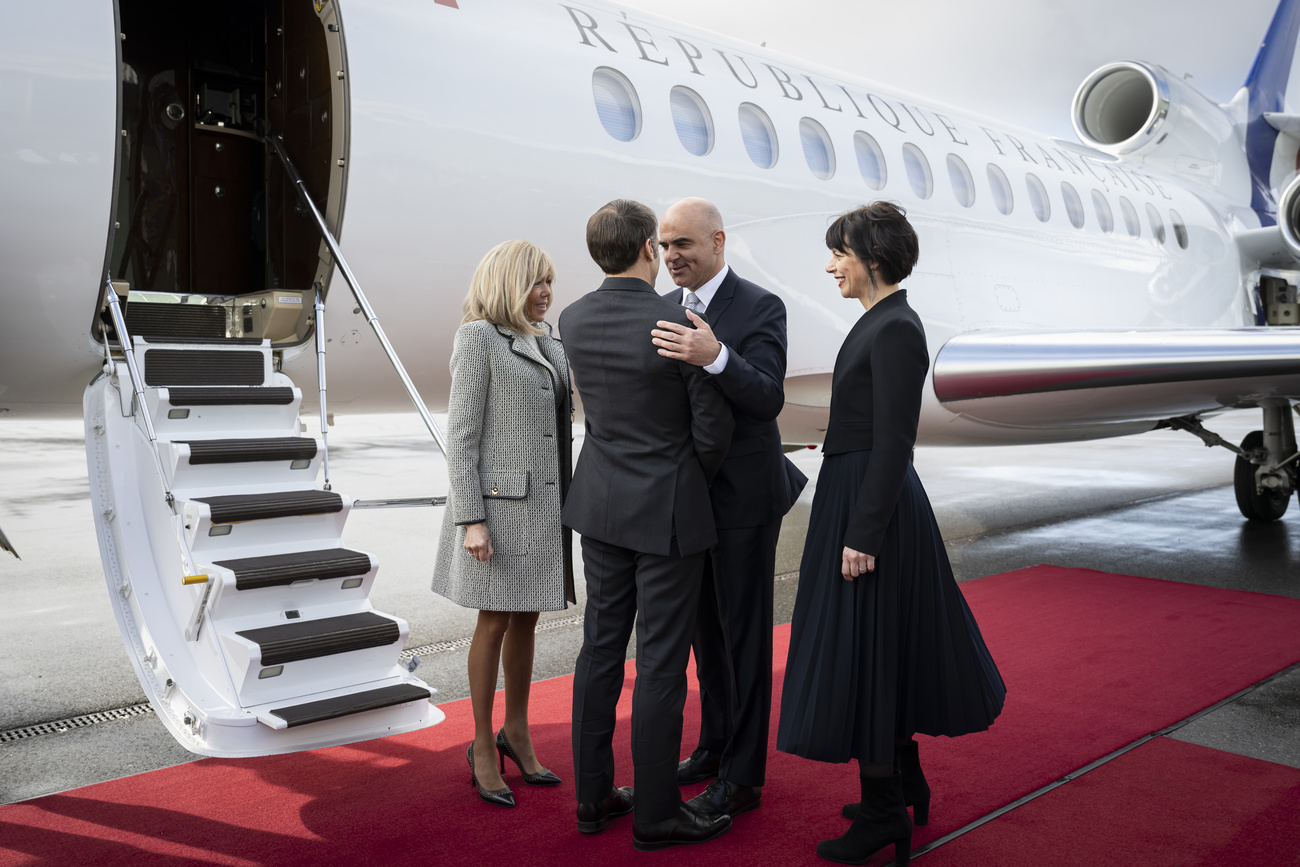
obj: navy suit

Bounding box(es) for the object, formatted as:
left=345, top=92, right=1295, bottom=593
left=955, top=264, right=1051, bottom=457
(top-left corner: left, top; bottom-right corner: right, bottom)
left=665, top=267, right=807, bottom=787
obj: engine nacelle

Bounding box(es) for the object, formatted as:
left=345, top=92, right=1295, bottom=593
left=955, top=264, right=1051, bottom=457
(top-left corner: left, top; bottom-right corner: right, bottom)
left=1072, top=61, right=1248, bottom=197
left=1275, top=173, right=1300, bottom=262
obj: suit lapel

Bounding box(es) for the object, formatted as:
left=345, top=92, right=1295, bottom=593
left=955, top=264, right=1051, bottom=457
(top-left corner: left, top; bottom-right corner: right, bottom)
left=703, top=268, right=739, bottom=331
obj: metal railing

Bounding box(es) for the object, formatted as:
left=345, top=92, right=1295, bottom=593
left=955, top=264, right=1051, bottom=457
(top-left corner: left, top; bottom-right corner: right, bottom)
left=100, top=274, right=211, bottom=635
left=268, top=135, right=449, bottom=467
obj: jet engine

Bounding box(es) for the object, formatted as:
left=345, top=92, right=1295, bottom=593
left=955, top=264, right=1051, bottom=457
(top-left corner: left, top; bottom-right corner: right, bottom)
left=1274, top=172, right=1300, bottom=263
left=1071, top=61, right=1247, bottom=196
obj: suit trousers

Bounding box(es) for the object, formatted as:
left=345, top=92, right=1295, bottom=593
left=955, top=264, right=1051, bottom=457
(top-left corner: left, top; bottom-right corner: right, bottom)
left=691, top=519, right=782, bottom=786
left=571, top=534, right=706, bottom=824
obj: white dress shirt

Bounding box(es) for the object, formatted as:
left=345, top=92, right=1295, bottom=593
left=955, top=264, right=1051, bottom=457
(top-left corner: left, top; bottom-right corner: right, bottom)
left=682, top=264, right=731, bottom=374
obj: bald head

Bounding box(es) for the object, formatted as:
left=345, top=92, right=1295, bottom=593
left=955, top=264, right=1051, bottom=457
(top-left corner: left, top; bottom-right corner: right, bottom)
left=659, top=198, right=726, bottom=291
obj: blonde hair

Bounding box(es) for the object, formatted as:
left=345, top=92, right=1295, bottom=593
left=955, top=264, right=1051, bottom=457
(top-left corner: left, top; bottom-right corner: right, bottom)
left=462, top=240, right=555, bottom=336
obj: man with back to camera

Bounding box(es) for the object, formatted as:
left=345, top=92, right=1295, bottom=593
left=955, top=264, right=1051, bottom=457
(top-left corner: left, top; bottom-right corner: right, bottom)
left=650, top=197, right=808, bottom=821
left=560, top=198, right=735, bottom=850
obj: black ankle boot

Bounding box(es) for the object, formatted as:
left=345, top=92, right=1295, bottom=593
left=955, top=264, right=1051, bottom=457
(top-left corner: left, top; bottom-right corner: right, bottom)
left=841, top=740, right=930, bottom=826
left=819, top=771, right=911, bottom=865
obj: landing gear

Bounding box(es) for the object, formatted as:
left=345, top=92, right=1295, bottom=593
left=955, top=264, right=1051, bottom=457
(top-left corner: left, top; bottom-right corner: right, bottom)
left=1234, top=431, right=1291, bottom=521
left=1167, top=403, right=1299, bottom=523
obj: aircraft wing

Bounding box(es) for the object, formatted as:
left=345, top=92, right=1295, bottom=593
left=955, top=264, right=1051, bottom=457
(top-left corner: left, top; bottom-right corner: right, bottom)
left=932, top=328, right=1300, bottom=429
left=0, top=522, right=18, bottom=560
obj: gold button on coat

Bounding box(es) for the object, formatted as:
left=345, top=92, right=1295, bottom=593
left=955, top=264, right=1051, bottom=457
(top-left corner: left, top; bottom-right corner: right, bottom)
left=490, top=485, right=499, bottom=495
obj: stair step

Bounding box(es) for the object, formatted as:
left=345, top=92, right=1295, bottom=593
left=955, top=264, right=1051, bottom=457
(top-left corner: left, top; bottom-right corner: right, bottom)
left=124, top=302, right=227, bottom=342
left=216, top=548, right=373, bottom=591
left=267, top=683, right=431, bottom=728
left=141, top=335, right=265, bottom=345
left=144, top=349, right=266, bottom=387
left=181, top=437, right=317, bottom=465
left=168, top=387, right=296, bottom=406
left=196, top=490, right=342, bottom=523
left=236, top=611, right=400, bottom=666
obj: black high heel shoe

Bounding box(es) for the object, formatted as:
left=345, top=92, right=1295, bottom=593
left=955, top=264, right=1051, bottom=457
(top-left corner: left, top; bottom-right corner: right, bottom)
left=467, top=744, right=515, bottom=807
left=496, top=728, right=562, bottom=786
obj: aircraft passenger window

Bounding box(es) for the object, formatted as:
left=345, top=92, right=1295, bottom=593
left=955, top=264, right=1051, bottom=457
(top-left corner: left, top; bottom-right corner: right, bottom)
left=854, top=131, right=887, bottom=190
left=902, top=143, right=933, bottom=199
left=1169, top=209, right=1188, bottom=249
left=1092, top=190, right=1114, bottom=234
left=738, top=103, right=778, bottom=168
left=987, top=164, right=1013, bottom=214
left=1119, top=196, right=1141, bottom=237
left=947, top=154, right=975, bottom=208
left=800, top=118, right=836, bottom=180
left=1145, top=203, right=1167, bottom=245
left=592, top=68, right=641, bottom=142
left=670, top=86, right=714, bottom=156
left=1061, top=182, right=1085, bottom=228
left=1025, top=173, right=1050, bottom=222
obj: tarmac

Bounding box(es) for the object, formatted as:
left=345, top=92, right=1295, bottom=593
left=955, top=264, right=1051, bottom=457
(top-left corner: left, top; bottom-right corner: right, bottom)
left=2, top=408, right=1297, bottom=805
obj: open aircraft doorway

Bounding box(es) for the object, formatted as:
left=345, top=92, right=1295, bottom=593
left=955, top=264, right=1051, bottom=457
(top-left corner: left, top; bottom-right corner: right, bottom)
left=85, top=0, right=447, bottom=757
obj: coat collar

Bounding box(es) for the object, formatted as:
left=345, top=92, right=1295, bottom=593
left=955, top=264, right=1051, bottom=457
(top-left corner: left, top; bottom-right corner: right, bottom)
left=597, top=276, right=657, bottom=294
left=493, top=322, right=569, bottom=392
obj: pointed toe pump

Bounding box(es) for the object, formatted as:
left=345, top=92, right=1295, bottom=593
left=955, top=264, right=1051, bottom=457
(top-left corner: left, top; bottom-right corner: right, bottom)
left=497, top=728, right=562, bottom=786
left=468, top=744, right=515, bottom=807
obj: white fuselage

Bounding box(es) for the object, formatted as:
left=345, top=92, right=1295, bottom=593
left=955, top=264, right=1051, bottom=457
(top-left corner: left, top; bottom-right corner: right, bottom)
left=0, top=0, right=1258, bottom=444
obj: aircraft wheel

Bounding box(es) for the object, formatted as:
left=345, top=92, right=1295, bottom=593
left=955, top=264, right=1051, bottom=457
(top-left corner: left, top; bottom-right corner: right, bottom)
left=1234, top=431, right=1290, bottom=521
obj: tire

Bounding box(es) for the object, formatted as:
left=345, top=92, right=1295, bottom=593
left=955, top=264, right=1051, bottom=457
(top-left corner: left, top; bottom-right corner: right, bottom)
left=1234, top=431, right=1290, bottom=521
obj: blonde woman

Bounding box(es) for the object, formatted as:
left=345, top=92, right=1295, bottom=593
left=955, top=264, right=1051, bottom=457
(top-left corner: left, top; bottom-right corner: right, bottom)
left=433, top=240, right=575, bottom=808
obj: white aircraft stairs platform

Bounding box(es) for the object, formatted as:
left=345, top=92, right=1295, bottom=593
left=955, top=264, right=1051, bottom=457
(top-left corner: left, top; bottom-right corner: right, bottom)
left=84, top=137, right=451, bottom=757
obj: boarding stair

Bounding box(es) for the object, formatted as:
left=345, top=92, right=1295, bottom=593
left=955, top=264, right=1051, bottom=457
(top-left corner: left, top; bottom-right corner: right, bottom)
left=84, top=136, right=451, bottom=757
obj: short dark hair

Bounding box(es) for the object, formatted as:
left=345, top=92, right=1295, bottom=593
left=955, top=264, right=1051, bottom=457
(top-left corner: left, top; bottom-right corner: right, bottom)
left=587, top=199, right=657, bottom=275
left=825, top=201, right=919, bottom=286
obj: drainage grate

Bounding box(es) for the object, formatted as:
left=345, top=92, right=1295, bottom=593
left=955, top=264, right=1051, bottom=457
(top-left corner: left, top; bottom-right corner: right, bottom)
left=0, top=703, right=154, bottom=744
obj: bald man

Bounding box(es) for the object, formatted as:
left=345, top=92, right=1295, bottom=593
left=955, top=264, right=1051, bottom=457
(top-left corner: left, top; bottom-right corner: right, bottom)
left=651, top=198, right=807, bottom=822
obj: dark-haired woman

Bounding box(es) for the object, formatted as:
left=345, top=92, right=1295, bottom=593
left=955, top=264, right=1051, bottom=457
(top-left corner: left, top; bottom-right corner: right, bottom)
left=776, top=202, right=1005, bottom=865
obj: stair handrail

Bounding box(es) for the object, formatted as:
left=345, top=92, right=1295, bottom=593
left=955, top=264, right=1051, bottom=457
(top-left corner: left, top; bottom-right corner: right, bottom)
left=268, top=135, right=449, bottom=458
left=313, top=281, right=333, bottom=491
left=101, top=274, right=207, bottom=597
left=102, top=274, right=175, bottom=508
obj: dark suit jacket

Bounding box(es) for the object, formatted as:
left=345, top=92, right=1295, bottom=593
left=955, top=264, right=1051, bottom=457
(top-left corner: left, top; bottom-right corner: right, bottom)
left=560, top=277, right=734, bottom=557
left=665, top=268, right=807, bottom=529
left=822, top=290, right=929, bottom=555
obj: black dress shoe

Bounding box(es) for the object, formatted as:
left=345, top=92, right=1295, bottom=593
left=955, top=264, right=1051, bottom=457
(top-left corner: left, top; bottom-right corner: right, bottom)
left=676, top=748, right=721, bottom=785
left=687, top=778, right=762, bottom=819
left=576, top=785, right=634, bottom=834
left=632, top=802, right=732, bottom=851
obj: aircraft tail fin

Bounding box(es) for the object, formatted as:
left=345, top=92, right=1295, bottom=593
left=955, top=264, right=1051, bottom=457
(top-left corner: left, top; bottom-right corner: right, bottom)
left=1243, top=0, right=1300, bottom=223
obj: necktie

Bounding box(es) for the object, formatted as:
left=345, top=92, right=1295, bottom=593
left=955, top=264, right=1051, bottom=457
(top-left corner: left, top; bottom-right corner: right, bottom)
left=685, top=292, right=705, bottom=316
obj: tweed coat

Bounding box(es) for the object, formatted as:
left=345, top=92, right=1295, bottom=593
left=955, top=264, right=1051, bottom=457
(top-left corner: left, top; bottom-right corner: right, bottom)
left=432, top=319, right=575, bottom=611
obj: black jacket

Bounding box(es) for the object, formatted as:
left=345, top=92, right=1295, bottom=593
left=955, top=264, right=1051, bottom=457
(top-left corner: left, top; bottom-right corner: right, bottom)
left=560, top=277, right=734, bottom=557
left=664, top=268, right=807, bottom=528
left=822, top=290, right=929, bottom=555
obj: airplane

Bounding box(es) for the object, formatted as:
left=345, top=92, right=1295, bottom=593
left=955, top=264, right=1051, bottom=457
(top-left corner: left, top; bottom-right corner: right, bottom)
left=2, top=0, right=1299, bottom=757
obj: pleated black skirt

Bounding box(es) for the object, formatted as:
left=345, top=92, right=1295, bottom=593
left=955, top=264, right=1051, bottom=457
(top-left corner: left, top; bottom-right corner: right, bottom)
left=776, top=450, right=1006, bottom=765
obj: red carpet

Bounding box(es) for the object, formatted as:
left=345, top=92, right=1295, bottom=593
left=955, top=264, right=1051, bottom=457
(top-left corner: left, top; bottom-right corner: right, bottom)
left=922, top=737, right=1300, bottom=866
left=3, top=565, right=1300, bottom=866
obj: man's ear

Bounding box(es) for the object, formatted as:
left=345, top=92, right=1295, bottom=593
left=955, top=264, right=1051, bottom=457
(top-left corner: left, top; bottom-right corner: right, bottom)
left=713, top=229, right=726, bottom=253
left=643, top=237, right=658, bottom=262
